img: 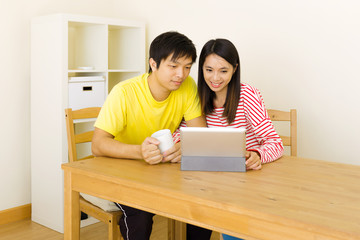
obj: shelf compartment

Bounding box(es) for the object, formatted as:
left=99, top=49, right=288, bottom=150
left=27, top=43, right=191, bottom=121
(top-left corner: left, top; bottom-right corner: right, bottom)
left=68, top=22, right=107, bottom=71
left=108, top=25, right=144, bottom=70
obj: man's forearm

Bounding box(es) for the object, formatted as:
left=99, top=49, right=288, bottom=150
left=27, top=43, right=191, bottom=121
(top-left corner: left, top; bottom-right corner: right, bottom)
left=92, top=128, right=143, bottom=159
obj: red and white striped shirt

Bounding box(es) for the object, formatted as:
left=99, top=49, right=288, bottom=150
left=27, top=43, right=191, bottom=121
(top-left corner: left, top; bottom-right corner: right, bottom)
left=174, top=83, right=283, bottom=163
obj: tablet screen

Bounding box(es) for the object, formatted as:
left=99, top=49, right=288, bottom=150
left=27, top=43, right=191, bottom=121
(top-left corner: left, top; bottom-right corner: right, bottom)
left=180, top=127, right=246, bottom=157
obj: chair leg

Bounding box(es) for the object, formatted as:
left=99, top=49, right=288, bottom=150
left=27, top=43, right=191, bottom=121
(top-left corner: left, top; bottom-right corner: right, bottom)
left=108, top=216, right=121, bottom=240
left=116, top=214, right=123, bottom=240
left=78, top=213, right=82, bottom=239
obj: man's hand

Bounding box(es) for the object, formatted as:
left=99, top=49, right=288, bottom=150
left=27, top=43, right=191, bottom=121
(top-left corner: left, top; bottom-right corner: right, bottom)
left=141, top=138, right=181, bottom=164
left=245, top=151, right=262, bottom=170
left=162, top=142, right=182, bottom=163
left=141, top=137, right=163, bottom=165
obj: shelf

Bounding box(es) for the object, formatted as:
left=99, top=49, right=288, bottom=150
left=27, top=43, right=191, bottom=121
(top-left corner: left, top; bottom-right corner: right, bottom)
left=31, top=13, right=145, bottom=233
left=68, top=69, right=107, bottom=73
left=108, top=69, right=142, bottom=73
left=68, top=69, right=141, bottom=73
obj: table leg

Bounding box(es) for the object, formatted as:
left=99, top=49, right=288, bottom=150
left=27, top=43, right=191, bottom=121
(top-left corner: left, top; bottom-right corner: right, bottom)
left=64, top=171, right=80, bottom=240
left=174, top=220, right=186, bottom=240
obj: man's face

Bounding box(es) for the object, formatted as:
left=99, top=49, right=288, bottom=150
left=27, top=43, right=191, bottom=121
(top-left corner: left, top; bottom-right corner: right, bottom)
left=151, top=54, right=193, bottom=92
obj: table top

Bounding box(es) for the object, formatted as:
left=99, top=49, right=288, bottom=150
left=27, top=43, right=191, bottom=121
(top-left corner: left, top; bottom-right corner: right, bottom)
left=62, top=156, right=360, bottom=239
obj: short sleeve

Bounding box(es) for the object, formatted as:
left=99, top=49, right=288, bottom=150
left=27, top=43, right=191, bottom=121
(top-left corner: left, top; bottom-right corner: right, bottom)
left=94, top=85, right=127, bottom=137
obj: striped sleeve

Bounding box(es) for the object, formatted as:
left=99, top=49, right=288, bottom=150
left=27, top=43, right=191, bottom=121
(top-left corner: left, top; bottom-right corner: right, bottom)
left=172, top=120, right=186, bottom=143
left=243, top=85, right=284, bottom=163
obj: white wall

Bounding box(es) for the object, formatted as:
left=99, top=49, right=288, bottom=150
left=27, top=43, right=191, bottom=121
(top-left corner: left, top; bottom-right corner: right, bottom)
left=0, top=0, right=120, bottom=211
left=116, top=0, right=360, bottom=164
left=1, top=0, right=359, bottom=211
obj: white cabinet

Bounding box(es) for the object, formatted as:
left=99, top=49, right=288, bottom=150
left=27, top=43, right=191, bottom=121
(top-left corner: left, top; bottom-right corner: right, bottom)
left=68, top=76, right=106, bottom=109
left=30, top=13, right=145, bottom=233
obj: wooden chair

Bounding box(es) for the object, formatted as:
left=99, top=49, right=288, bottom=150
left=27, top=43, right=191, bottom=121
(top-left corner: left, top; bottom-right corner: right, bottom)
left=65, top=107, right=123, bottom=240
left=267, top=109, right=297, bottom=156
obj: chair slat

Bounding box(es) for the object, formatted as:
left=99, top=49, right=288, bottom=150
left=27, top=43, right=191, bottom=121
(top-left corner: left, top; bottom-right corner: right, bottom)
left=279, top=135, right=291, bottom=146
left=72, top=107, right=101, bottom=119
left=74, top=131, right=94, bottom=144
left=268, top=109, right=297, bottom=157
left=267, top=109, right=291, bottom=121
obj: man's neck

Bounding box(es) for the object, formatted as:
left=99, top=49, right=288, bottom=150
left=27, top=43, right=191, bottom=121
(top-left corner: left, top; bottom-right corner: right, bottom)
left=147, top=73, right=170, bottom=102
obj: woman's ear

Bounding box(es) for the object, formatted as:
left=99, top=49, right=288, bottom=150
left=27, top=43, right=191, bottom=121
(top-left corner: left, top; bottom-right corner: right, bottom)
left=149, top=58, right=157, bottom=72
left=233, top=64, right=239, bottom=74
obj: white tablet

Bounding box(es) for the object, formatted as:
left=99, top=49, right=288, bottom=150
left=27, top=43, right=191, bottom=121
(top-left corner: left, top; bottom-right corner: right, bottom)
left=180, top=127, right=246, bottom=172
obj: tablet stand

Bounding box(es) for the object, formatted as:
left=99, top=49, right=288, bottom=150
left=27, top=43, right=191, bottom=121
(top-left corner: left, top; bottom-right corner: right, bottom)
left=181, top=156, right=246, bottom=172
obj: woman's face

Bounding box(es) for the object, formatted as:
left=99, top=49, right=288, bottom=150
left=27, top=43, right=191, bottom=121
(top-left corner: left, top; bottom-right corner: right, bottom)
left=203, top=54, right=236, bottom=96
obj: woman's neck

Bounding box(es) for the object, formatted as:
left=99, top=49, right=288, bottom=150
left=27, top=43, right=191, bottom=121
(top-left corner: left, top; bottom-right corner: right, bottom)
left=213, top=92, right=227, bottom=108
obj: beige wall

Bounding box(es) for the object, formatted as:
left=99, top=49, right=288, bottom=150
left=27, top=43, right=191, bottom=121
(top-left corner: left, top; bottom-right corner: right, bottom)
left=1, top=0, right=359, bottom=210
left=0, top=0, right=120, bottom=211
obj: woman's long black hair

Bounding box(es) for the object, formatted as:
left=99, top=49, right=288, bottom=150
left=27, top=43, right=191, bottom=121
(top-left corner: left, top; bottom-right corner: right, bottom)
left=198, top=39, right=241, bottom=124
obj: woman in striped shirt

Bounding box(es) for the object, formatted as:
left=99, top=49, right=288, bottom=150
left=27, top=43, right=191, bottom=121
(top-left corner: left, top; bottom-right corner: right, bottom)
left=197, top=38, right=284, bottom=170
left=175, top=39, right=284, bottom=168
left=198, top=38, right=284, bottom=240
left=176, top=39, right=284, bottom=240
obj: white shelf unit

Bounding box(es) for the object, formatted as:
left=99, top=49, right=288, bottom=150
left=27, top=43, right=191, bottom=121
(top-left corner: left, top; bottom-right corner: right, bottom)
left=31, top=13, right=145, bottom=233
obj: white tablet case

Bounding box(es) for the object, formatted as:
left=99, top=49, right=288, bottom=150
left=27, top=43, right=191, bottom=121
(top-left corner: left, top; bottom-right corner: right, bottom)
left=180, top=127, right=246, bottom=172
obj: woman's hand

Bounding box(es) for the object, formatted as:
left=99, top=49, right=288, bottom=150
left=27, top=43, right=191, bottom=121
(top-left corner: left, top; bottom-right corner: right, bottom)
left=246, top=151, right=262, bottom=170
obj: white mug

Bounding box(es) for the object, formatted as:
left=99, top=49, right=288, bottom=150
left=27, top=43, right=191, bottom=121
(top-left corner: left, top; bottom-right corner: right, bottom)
left=151, top=129, right=174, bottom=153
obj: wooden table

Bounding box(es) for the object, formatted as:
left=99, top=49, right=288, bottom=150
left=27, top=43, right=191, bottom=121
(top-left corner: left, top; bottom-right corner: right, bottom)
left=61, top=156, right=360, bottom=240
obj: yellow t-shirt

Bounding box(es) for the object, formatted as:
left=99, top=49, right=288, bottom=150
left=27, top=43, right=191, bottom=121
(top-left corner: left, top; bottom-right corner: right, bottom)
left=94, top=73, right=201, bottom=145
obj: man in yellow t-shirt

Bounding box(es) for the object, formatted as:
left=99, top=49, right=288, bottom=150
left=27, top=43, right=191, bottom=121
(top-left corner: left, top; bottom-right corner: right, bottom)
left=94, top=72, right=201, bottom=148
left=92, top=32, right=208, bottom=240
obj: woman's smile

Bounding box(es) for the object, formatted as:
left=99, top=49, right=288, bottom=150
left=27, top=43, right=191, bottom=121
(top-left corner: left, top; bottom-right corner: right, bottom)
left=210, top=81, right=223, bottom=88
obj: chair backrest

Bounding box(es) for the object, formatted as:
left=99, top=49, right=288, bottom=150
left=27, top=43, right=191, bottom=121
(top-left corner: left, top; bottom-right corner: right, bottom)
left=267, top=109, right=297, bottom=157
left=65, top=107, right=101, bottom=162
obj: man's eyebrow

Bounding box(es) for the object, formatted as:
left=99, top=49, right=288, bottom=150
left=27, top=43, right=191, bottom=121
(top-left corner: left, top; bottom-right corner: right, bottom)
left=171, top=60, right=193, bottom=66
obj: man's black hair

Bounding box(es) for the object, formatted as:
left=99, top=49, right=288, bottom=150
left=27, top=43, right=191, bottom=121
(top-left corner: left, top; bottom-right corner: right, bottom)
left=148, top=31, right=197, bottom=73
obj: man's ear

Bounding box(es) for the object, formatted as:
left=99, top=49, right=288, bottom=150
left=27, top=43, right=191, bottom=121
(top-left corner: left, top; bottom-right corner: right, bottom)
left=149, top=58, right=157, bottom=71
